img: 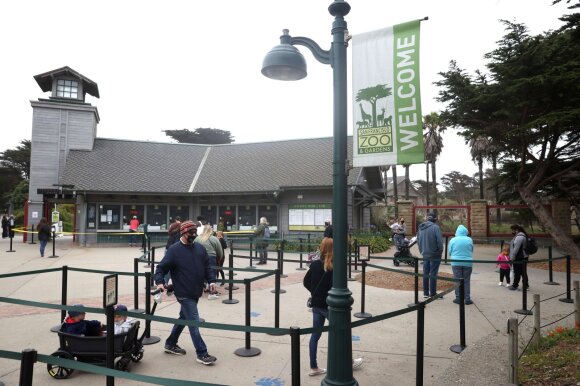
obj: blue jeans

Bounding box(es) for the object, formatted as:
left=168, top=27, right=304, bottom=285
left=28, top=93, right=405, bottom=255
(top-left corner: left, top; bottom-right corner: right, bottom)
left=165, top=297, right=208, bottom=358
left=452, top=266, right=472, bottom=301
left=129, top=230, right=137, bottom=245
left=309, top=307, right=328, bottom=369
left=208, top=254, right=217, bottom=282
left=422, top=258, right=441, bottom=296
left=39, top=240, right=48, bottom=257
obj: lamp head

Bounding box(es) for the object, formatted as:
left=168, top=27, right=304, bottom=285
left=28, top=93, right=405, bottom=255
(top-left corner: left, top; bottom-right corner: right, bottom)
left=261, top=29, right=307, bottom=81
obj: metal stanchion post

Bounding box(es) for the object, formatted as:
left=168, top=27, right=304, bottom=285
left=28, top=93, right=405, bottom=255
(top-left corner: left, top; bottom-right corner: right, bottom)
left=297, top=237, right=306, bottom=270
left=6, top=233, right=15, bottom=252
left=272, top=258, right=287, bottom=294
left=279, top=248, right=287, bottom=278
left=29, top=224, right=36, bottom=244
left=106, top=305, right=115, bottom=386
left=19, top=349, right=37, bottom=386
left=132, top=258, right=144, bottom=313
left=533, top=294, right=541, bottom=348
left=347, top=246, right=355, bottom=281
left=515, top=261, right=533, bottom=315
left=354, top=261, right=372, bottom=318
left=248, top=239, right=255, bottom=268
left=268, top=268, right=284, bottom=335
left=559, top=255, right=573, bottom=303
left=574, top=280, right=579, bottom=327
left=544, top=246, right=559, bottom=285
left=352, top=239, right=360, bottom=273
left=443, top=236, right=449, bottom=264
left=508, top=318, right=518, bottom=385
left=290, top=327, right=301, bottom=386
left=450, top=279, right=466, bottom=353
left=225, top=250, right=239, bottom=291
left=408, top=256, right=419, bottom=308
left=416, top=302, right=425, bottom=386
left=149, top=247, right=156, bottom=289
left=234, top=279, right=261, bottom=357
left=51, top=266, right=68, bottom=332
left=142, top=272, right=161, bottom=345
left=49, top=230, right=59, bottom=258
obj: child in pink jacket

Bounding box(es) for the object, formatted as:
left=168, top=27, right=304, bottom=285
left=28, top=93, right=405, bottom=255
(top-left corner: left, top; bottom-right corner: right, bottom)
left=496, top=245, right=511, bottom=286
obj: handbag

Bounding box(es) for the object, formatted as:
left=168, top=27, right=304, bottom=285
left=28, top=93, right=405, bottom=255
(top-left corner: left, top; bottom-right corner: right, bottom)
left=307, top=271, right=327, bottom=308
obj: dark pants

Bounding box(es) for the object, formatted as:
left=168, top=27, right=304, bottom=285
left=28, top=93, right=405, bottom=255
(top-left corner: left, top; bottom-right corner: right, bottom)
left=499, top=268, right=511, bottom=284
left=258, top=246, right=268, bottom=263
left=452, top=266, right=472, bottom=301
left=309, top=307, right=328, bottom=369
left=422, top=257, right=441, bottom=297
left=165, top=297, right=208, bottom=358
left=512, top=260, right=528, bottom=288
left=40, top=240, right=48, bottom=257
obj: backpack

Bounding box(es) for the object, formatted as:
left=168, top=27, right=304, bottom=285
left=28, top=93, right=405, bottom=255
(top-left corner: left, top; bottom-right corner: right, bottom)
left=524, top=237, right=538, bottom=255
left=263, top=226, right=270, bottom=238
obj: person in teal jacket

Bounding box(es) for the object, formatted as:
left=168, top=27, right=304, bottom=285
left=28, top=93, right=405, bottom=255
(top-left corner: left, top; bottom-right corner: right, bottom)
left=448, top=225, right=474, bottom=305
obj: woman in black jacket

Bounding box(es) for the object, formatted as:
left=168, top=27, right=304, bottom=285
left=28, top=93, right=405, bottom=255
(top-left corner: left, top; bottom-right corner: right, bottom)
left=37, top=217, right=51, bottom=257
left=303, top=237, right=333, bottom=376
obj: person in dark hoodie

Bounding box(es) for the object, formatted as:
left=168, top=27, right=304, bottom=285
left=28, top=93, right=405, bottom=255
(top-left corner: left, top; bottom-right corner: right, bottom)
left=448, top=225, right=474, bottom=305
left=154, top=220, right=217, bottom=365
left=417, top=212, right=444, bottom=299
left=61, top=304, right=103, bottom=336
left=508, top=224, right=529, bottom=291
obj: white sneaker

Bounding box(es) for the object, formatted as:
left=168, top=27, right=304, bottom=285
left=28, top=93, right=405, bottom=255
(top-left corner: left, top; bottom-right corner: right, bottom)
left=353, top=357, right=363, bottom=370
left=207, top=293, right=219, bottom=300
left=498, top=282, right=503, bottom=286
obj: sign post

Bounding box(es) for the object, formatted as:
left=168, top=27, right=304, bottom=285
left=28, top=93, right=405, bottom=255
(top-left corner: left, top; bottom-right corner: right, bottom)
left=103, top=274, right=117, bottom=386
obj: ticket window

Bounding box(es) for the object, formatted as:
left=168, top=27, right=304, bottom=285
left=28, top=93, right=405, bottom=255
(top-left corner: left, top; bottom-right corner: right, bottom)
left=98, top=205, right=121, bottom=230
left=218, top=206, right=236, bottom=231
left=123, top=205, right=144, bottom=229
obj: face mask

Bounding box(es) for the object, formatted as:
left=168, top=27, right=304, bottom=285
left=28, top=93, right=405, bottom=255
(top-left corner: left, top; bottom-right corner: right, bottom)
left=186, top=234, right=196, bottom=243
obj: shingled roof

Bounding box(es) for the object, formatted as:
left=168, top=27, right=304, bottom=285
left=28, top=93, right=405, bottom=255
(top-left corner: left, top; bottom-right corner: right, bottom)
left=61, top=137, right=370, bottom=194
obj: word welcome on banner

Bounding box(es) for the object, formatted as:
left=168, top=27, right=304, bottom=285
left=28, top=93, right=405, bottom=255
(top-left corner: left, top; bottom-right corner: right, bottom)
left=352, top=20, right=424, bottom=167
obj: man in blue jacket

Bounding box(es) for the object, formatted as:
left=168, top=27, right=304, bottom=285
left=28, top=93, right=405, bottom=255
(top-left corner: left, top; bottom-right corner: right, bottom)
left=417, top=212, right=444, bottom=299
left=154, top=220, right=217, bottom=365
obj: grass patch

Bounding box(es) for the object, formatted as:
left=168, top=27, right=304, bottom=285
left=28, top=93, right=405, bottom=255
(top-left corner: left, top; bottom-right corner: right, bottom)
left=519, top=325, right=580, bottom=385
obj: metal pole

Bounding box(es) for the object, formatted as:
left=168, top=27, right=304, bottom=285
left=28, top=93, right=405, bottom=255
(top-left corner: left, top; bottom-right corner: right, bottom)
left=61, top=265, right=68, bottom=323
left=6, top=232, right=15, bottom=252
left=559, top=255, right=573, bottom=303
left=443, top=236, right=449, bottom=264
left=279, top=248, right=287, bottom=278
left=354, top=261, right=371, bottom=318
left=19, top=348, right=37, bottom=386
left=132, top=258, right=144, bottom=313
left=508, top=318, right=518, bottom=385
left=271, top=254, right=287, bottom=294
left=268, top=269, right=284, bottom=336
left=500, top=240, right=504, bottom=252
left=29, top=224, right=36, bottom=244
left=290, top=326, right=301, bottom=386
left=141, top=272, right=160, bottom=345
left=416, top=302, right=425, bottom=386
left=249, top=239, right=254, bottom=268
left=106, top=306, right=115, bottom=386
left=51, top=230, right=58, bottom=257
left=297, top=237, right=306, bottom=270
left=234, top=279, right=261, bottom=357
left=408, top=256, right=419, bottom=308
left=225, top=248, right=239, bottom=292
left=544, top=246, right=559, bottom=285
left=515, top=260, right=533, bottom=315
left=450, top=279, right=466, bottom=353
left=353, top=239, right=359, bottom=272
left=574, top=280, right=579, bottom=327
left=533, top=294, right=540, bottom=348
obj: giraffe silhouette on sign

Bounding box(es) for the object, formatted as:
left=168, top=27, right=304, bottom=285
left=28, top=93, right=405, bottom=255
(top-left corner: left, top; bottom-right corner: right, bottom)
left=359, top=103, right=372, bottom=127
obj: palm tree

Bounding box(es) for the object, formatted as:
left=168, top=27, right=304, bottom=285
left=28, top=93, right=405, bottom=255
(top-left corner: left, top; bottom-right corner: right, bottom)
left=469, top=136, right=490, bottom=199
left=404, top=165, right=410, bottom=200
left=392, top=166, right=399, bottom=216
left=423, top=112, right=445, bottom=206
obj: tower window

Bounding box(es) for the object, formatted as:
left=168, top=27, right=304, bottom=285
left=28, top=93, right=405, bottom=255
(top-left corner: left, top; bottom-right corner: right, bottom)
left=56, top=79, right=78, bottom=99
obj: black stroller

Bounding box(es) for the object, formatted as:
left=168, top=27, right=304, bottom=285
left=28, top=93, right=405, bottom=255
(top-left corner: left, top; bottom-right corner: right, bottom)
left=47, top=321, right=143, bottom=379
left=393, top=236, right=417, bottom=267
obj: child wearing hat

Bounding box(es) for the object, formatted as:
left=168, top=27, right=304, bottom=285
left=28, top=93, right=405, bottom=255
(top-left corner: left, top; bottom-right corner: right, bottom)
left=61, top=304, right=104, bottom=336
left=114, top=304, right=136, bottom=334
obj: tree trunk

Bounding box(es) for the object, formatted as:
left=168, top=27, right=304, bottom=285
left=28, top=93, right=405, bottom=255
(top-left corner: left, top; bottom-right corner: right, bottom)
left=404, top=165, right=410, bottom=200
left=425, top=162, right=430, bottom=206
left=393, top=166, right=399, bottom=217
left=478, top=156, right=484, bottom=199
left=492, top=155, right=501, bottom=225
left=519, top=186, right=580, bottom=260
left=431, top=161, right=438, bottom=206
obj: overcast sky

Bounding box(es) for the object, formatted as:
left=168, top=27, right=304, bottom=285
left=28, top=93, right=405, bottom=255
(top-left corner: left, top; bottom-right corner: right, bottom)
left=0, top=0, right=570, bottom=184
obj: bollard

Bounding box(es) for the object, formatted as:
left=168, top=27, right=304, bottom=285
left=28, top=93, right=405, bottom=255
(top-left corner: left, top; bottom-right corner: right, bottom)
left=408, top=256, right=419, bottom=308
left=268, top=269, right=284, bottom=336
left=544, top=246, right=559, bottom=285
left=290, top=327, right=301, bottom=386
left=354, top=261, right=372, bottom=318
left=515, top=261, right=533, bottom=315
left=141, top=272, right=161, bottom=345
left=508, top=318, right=518, bottom=385
left=450, top=279, right=467, bottom=353
left=19, top=348, right=37, bottom=386
left=271, top=261, right=287, bottom=294
left=49, top=231, right=59, bottom=258
left=234, top=278, right=261, bottom=357
left=559, top=255, right=573, bottom=303
left=533, top=294, right=541, bottom=348
left=443, top=235, right=449, bottom=264
left=248, top=239, right=255, bottom=268
left=106, top=305, right=115, bottom=386
left=297, top=238, right=306, bottom=271
left=6, top=233, right=15, bottom=252
left=225, top=250, right=239, bottom=292
left=131, top=258, right=144, bottom=313
left=574, top=280, right=579, bottom=327
left=416, top=302, right=425, bottom=386
left=29, top=224, right=36, bottom=244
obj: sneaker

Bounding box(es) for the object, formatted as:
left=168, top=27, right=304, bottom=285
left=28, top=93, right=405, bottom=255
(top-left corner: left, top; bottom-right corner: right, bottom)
left=453, top=298, right=461, bottom=305
left=309, top=368, right=326, bottom=376
left=423, top=295, right=429, bottom=299
left=498, top=282, right=503, bottom=286
left=508, top=286, right=518, bottom=291
left=465, top=299, right=474, bottom=305
left=352, top=357, right=363, bottom=370
left=207, top=293, right=220, bottom=300
left=196, top=354, right=217, bottom=365
left=164, top=345, right=186, bottom=356
left=431, top=294, right=443, bottom=300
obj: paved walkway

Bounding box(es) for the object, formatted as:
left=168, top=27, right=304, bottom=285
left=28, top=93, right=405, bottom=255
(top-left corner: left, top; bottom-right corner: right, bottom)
left=0, top=236, right=577, bottom=385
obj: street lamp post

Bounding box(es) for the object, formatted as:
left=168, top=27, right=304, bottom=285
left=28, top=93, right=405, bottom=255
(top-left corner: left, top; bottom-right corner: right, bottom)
left=261, top=1, right=357, bottom=385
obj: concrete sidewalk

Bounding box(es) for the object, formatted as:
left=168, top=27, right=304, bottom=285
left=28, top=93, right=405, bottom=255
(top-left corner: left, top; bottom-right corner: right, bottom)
left=0, top=236, right=577, bottom=385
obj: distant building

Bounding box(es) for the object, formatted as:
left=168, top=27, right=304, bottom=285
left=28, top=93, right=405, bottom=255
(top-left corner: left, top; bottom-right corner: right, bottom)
left=26, top=67, right=385, bottom=244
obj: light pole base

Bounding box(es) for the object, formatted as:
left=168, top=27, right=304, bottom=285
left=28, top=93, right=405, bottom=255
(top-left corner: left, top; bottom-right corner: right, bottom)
left=354, top=312, right=372, bottom=319
left=514, top=309, right=533, bottom=315
left=234, top=347, right=261, bottom=357
left=450, top=344, right=466, bottom=354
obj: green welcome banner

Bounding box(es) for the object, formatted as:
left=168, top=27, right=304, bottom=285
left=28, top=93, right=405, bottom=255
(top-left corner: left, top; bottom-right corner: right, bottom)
left=352, top=20, right=424, bottom=167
